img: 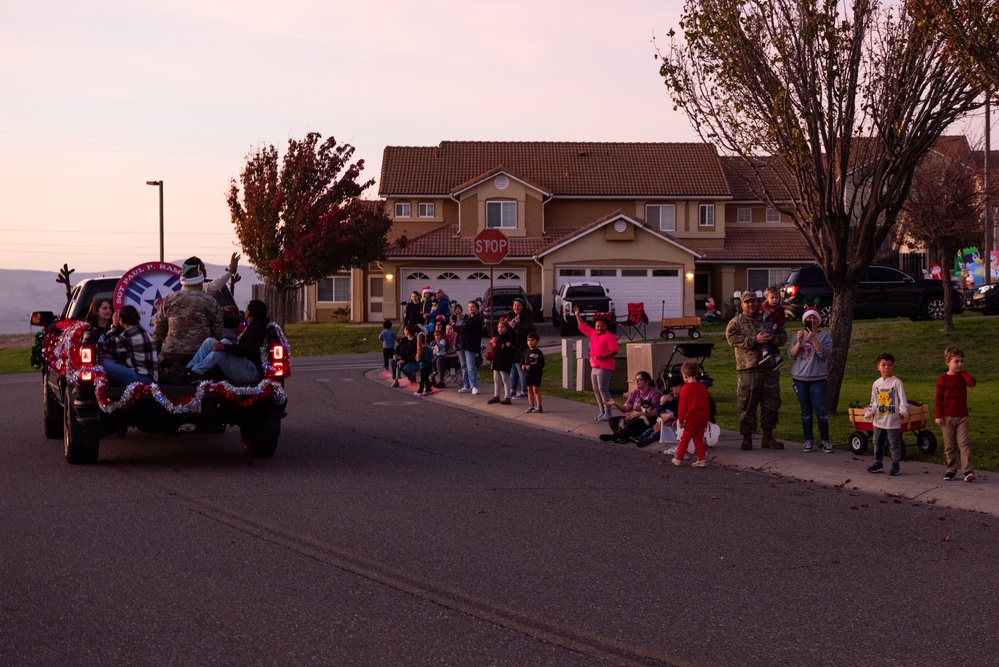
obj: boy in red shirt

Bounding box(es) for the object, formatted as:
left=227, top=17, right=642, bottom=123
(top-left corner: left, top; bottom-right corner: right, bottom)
left=673, top=361, right=712, bottom=468
left=935, top=346, right=977, bottom=482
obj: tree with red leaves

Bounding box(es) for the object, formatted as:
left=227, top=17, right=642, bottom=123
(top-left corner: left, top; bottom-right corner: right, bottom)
left=227, top=133, right=392, bottom=324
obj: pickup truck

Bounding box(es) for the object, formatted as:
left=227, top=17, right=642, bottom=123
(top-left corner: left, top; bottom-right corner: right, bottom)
left=781, top=264, right=964, bottom=324
left=31, top=269, right=289, bottom=464
left=551, top=282, right=616, bottom=336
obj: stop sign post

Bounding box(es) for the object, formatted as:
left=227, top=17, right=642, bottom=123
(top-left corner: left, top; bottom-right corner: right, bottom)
left=473, top=229, right=510, bottom=333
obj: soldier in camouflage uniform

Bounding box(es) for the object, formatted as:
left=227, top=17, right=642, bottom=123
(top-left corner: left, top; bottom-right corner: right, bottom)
left=725, top=291, right=788, bottom=450
left=154, top=257, right=224, bottom=382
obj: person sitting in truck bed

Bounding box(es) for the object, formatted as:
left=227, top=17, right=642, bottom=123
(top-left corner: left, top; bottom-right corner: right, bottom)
left=101, top=305, right=157, bottom=386
left=153, top=256, right=224, bottom=383
left=181, top=299, right=269, bottom=385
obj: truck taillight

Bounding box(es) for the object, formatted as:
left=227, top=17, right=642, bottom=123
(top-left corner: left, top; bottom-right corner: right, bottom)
left=784, top=285, right=798, bottom=298
left=78, top=343, right=96, bottom=382
left=270, top=344, right=286, bottom=377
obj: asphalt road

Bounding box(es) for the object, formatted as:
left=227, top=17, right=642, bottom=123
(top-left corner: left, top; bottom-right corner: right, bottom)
left=2, top=357, right=998, bottom=667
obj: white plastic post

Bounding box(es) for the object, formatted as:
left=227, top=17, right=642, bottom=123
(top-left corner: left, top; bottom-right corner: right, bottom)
left=561, top=338, right=574, bottom=389
left=575, top=338, right=589, bottom=392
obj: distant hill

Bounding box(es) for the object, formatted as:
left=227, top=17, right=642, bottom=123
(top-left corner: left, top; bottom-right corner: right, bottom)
left=0, top=262, right=263, bottom=335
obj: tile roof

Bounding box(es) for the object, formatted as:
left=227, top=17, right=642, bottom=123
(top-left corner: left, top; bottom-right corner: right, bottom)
left=379, top=142, right=731, bottom=198
left=696, top=228, right=813, bottom=263
left=387, top=224, right=577, bottom=259
left=720, top=156, right=799, bottom=201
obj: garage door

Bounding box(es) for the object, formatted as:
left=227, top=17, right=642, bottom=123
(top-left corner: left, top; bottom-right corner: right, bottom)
left=556, top=267, right=682, bottom=319
left=401, top=268, right=525, bottom=311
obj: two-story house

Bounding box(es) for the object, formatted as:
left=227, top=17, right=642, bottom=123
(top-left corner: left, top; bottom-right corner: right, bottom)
left=307, top=141, right=812, bottom=323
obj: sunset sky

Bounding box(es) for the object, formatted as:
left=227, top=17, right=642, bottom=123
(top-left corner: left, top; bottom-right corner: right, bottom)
left=0, top=0, right=992, bottom=273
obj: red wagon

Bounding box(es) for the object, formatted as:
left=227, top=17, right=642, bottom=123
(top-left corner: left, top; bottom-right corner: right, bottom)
left=847, top=400, right=937, bottom=456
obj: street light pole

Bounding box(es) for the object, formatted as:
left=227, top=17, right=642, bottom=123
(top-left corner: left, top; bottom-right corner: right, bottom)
left=146, top=180, right=164, bottom=262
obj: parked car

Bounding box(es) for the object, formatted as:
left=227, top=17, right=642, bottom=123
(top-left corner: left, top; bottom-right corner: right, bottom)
left=966, top=282, right=999, bottom=315
left=551, top=282, right=616, bottom=336
left=480, top=286, right=543, bottom=328
left=781, top=264, right=964, bottom=325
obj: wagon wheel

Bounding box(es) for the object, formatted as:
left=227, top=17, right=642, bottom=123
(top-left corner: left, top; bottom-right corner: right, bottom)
left=665, top=330, right=676, bottom=340
left=917, top=430, right=937, bottom=455
left=849, top=431, right=868, bottom=456
left=659, top=330, right=670, bottom=339
left=690, top=329, right=701, bottom=339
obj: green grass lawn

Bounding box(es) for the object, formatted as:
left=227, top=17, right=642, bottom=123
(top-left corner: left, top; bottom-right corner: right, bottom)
left=6, top=316, right=996, bottom=469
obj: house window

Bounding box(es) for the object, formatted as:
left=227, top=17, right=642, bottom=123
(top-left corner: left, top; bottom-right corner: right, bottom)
left=437, top=272, right=460, bottom=280
left=746, top=268, right=792, bottom=293
left=646, top=204, right=676, bottom=232
left=405, top=272, right=430, bottom=281
left=699, top=204, right=715, bottom=227
left=486, top=201, right=516, bottom=228
left=766, top=207, right=781, bottom=223
left=652, top=269, right=679, bottom=277
left=419, top=202, right=435, bottom=218
left=737, top=207, right=752, bottom=223
left=590, top=269, right=617, bottom=277
left=621, top=269, right=647, bottom=277
left=497, top=272, right=521, bottom=280
left=559, top=268, right=586, bottom=277
left=395, top=202, right=411, bottom=218
left=317, top=276, right=350, bottom=302
left=468, top=272, right=488, bottom=280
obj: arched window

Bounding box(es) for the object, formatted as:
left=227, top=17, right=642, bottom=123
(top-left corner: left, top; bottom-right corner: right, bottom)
left=497, top=272, right=521, bottom=280
left=468, top=272, right=488, bottom=280
left=405, top=272, right=430, bottom=280
left=437, top=272, right=460, bottom=280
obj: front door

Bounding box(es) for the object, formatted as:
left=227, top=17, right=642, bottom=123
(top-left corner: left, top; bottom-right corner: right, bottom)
left=368, top=275, right=384, bottom=322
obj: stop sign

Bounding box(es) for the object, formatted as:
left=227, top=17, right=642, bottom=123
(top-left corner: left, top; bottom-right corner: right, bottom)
left=472, top=229, right=510, bottom=265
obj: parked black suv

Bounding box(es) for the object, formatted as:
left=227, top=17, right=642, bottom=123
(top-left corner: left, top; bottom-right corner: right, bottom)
left=782, top=264, right=963, bottom=324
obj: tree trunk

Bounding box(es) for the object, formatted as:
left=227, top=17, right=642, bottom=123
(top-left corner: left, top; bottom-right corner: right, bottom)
left=273, top=284, right=289, bottom=326
left=824, top=285, right=859, bottom=415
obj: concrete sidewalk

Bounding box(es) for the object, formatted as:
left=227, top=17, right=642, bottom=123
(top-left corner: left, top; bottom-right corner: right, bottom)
left=368, top=368, right=998, bottom=517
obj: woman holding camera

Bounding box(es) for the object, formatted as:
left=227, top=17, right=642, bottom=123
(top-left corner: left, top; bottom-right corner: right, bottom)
left=788, top=308, right=833, bottom=453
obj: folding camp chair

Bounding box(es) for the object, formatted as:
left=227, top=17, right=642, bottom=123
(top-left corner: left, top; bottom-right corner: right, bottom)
left=617, top=302, right=649, bottom=340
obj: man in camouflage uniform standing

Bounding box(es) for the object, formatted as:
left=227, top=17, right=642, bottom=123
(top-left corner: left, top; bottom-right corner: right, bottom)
left=725, top=291, right=787, bottom=450
left=154, top=256, right=224, bottom=383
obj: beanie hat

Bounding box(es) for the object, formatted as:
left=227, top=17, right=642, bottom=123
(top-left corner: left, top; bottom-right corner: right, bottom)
left=180, top=257, right=205, bottom=286
left=802, top=308, right=821, bottom=324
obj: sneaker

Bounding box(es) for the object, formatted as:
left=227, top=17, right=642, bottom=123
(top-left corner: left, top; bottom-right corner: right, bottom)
left=662, top=446, right=678, bottom=456
left=414, top=391, right=424, bottom=396
left=691, top=459, right=707, bottom=468
left=822, top=442, right=833, bottom=453
left=773, top=357, right=784, bottom=370
left=599, top=433, right=615, bottom=442
left=867, top=460, right=884, bottom=474
left=671, top=458, right=684, bottom=466
left=458, top=387, right=470, bottom=393
left=889, top=462, right=900, bottom=476
left=597, top=414, right=612, bottom=422
left=487, top=397, right=500, bottom=404
left=391, top=380, right=400, bottom=388
left=802, top=441, right=813, bottom=453
left=740, top=436, right=753, bottom=450
left=535, top=406, right=543, bottom=413
left=944, top=471, right=957, bottom=481
left=525, top=406, right=536, bottom=413
left=471, top=388, right=479, bottom=395
left=499, top=398, right=512, bottom=405
left=435, top=382, right=446, bottom=389
left=965, top=472, right=977, bottom=483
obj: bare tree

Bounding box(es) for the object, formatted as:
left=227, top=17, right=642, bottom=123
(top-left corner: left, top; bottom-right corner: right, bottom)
left=658, top=0, right=983, bottom=410
left=898, top=137, right=984, bottom=332
left=907, top=0, right=999, bottom=91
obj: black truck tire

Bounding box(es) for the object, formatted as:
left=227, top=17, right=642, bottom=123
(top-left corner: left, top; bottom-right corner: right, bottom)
left=240, top=416, right=281, bottom=458
left=63, top=388, right=99, bottom=464
left=43, top=371, right=63, bottom=439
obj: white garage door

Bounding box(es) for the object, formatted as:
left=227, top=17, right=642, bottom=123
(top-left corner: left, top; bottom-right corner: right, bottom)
left=555, top=267, right=683, bottom=319
left=401, top=268, right=525, bottom=311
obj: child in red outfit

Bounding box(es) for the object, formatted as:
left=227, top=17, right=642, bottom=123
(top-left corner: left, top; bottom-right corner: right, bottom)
left=673, top=361, right=712, bottom=468
left=935, top=345, right=977, bottom=482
